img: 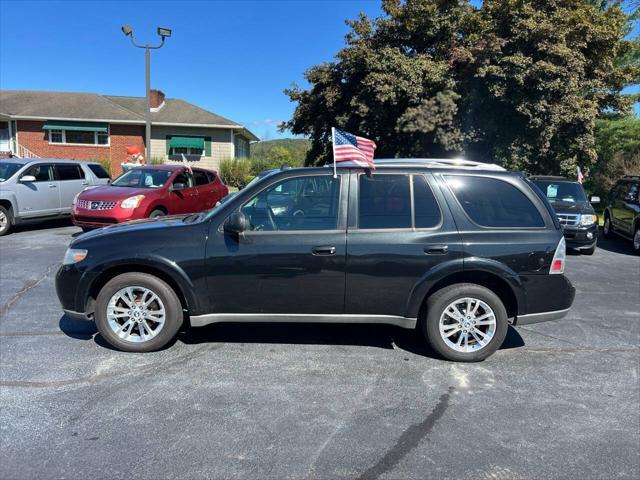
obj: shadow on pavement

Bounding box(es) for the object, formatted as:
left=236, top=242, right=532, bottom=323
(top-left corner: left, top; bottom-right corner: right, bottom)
left=10, top=218, right=77, bottom=234
left=58, top=314, right=97, bottom=340
left=60, top=316, right=526, bottom=359
left=595, top=233, right=637, bottom=256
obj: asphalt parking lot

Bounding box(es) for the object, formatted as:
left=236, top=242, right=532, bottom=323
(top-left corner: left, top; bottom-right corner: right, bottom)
left=0, top=220, right=638, bottom=480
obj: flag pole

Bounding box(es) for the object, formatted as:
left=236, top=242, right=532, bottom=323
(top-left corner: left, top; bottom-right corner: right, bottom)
left=331, top=127, right=337, bottom=179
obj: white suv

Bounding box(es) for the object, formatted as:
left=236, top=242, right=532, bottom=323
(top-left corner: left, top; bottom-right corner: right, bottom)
left=0, top=159, right=110, bottom=236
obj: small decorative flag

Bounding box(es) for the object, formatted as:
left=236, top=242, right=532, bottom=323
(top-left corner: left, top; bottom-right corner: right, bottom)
left=331, top=128, right=377, bottom=176
left=577, top=166, right=584, bottom=184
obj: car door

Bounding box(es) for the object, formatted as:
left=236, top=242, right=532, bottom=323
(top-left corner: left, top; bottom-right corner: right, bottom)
left=55, top=163, right=89, bottom=213
left=345, top=172, right=462, bottom=318
left=15, top=163, right=61, bottom=217
left=193, top=169, right=218, bottom=211
left=611, top=181, right=630, bottom=233
left=168, top=170, right=199, bottom=214
left=204, top=172, right=347, bottom=314
left=619, top=182, right=639, bottom=235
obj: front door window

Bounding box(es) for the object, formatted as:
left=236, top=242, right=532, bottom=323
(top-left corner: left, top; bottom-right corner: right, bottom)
left=241, top=175, right=341, bottom=231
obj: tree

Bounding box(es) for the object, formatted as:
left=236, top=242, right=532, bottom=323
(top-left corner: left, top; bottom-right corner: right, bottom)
left=283, top=0, right=638, bottom=175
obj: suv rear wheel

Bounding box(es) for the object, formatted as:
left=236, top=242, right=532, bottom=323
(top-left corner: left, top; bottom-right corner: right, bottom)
left=0, top=205, right=12, bottom=236
left=94, top=272, right=182, bottom=352
left=422, top=283, right=508, bottom=362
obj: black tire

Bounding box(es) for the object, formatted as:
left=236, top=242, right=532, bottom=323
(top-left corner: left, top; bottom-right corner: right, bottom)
left=149, top=209, right=165, bottom=219
left=582, top=244, right=596, bottom=255
left=94, top=272, right=182, bottom=352
left=602, top=214, right=613, bottom=238
left=422, top=283, right=508, bottom=362
left=0, top=205, right=12, bottom=236
left=633, top=226, right=640, bottom=254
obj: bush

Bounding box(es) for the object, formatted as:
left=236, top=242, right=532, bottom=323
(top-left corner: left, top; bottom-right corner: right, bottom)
left=220, top=158, right=252, bottom=188
left=97, top=158, right=112, bottom=177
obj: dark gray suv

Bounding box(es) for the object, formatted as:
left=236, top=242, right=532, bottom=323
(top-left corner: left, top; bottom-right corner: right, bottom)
left=0, top=158, right=110, bottom=235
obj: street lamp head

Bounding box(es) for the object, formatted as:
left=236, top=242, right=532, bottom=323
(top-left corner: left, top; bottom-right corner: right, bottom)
left=121, top=24, right=133, bottom=36
left=157, top=27, right=172, bottom=38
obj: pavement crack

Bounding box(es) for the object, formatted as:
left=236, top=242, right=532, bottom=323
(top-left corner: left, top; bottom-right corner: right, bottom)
left=357, top=386, right=454, bottom=480
left=0, top=262, right=58, bottom=319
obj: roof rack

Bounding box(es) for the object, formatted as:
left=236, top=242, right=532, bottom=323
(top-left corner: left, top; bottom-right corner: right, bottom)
left=373, top=158, right=506, bottom=171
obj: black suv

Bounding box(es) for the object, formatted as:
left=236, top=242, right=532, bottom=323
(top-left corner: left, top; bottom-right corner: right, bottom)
left=530, top=176, right=599, bottom=255
left=603, top=175, right=640, bottom=253
left=56, top=159, right=575, bottom=362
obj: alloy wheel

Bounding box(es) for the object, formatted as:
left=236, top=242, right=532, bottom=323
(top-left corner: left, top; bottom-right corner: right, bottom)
left=0, top=210, right=7, bottom=230
left=634, top=229, right=640, bottom=251
left=106, top=286, right=166, bottom=343
left=439, top=297, right=497, bottom=353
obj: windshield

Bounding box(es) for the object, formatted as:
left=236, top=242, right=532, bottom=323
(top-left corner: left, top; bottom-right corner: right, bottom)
left=111, top=168, right=173, bottom=188
left=0, top=162, right=25, bottom=182
left=532, top=180, right=587, bottom=203
left=243, top=169, right=278, bottom=190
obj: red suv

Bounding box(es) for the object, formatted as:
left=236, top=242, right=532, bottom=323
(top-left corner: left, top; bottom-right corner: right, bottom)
left=72, top=165, right=228, bottom=230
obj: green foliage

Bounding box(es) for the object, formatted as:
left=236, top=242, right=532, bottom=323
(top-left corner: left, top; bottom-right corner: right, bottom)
left=249, top=139, right=309, bottom=173
left=220, top=158, right=252, bottom=188
left=283, top=0, right=639, bottom=175
left=588, top=116, right=640, bottom=196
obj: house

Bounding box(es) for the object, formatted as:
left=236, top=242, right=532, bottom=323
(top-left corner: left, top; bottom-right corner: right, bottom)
left=0, top=89, right=257, bottom=175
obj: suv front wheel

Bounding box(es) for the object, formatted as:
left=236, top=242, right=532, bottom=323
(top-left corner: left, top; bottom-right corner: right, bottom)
left=423, top=284, right=508, bottom=362
left=94, top=272, right=183, bottom=352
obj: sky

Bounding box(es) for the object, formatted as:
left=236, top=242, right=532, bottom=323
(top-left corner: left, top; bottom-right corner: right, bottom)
left=0, top=0, right=637, bottom=141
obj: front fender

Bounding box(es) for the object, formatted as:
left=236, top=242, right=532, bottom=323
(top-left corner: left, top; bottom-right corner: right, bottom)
left=76, top=254, right=199, bottom=314
left=0, top=192, right=18, bottom=217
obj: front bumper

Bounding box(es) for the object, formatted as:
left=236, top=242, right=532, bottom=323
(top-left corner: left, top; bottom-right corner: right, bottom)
left=71, top=205, right=140, bottom=228
left=562, top=223, right=598, bottom=249
left=56, top=264, right=97, bottom=319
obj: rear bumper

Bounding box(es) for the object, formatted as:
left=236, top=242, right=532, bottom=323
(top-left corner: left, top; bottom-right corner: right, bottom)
left=516, top=307, right=571, bottom=325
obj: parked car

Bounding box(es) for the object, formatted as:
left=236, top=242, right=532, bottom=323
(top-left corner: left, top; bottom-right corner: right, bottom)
left=530, top=176, right=599, bottom=255
left=72, top=165, right=228, bottom=230
left=602, top=175, right=640, bottom=253
left=56, top=158, right=575, bottom=361
left=0, top=158, right=110, bottom=236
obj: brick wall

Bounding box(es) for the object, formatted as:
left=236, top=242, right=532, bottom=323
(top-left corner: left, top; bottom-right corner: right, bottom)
left=16, top=120, right=145, bottom=176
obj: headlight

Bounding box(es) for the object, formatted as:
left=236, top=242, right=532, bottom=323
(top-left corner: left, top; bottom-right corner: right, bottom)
left=63, top=248, right=88, bottom=265
left=580, top=214, right=597, bottom=226
left=121, top=195, right=145, bottom=209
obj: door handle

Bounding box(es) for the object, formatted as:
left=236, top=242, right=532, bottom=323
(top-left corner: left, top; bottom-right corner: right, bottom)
left=48, top=184, right=57, bottom=188
left=312, top=246, right=336, bottom=256
left=425, top=245, right=448, bottom=255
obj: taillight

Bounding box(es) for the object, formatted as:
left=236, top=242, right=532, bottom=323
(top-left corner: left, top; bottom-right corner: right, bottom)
left=550, top=237, right=566, bottom=274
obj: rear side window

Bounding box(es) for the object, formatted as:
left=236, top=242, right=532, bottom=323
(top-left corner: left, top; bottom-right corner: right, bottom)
left=194, top=170, right=210, bottom=186
left=445, top=175, right=544, bottom=228
left=359, top=175, right=411, bottom=229
left=413, top=175, right=441, bottom=228
left=88, top=164, right=110, bottom=179
left=56, top=164, right=84, bottom=181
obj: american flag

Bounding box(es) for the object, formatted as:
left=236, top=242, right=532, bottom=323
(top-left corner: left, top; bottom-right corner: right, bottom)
left=332, top=128, right=377, bottom=169
left=577, top=166, right=584, bottom=184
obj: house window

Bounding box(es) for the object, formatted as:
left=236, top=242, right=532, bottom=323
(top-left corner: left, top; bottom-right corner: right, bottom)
left=50, top=130, right=63, bottom=143
left=235, top=137, right=248, bottom=158
left=171, top=147, right=204, bottom=157
left=48, top=127, right=110, bottom=146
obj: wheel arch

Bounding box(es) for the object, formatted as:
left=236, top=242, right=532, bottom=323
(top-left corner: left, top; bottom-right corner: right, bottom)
left=0, top=197, right=16, bottom=219
left=407, top=259, right=523, bottom=320
left=85, top=260, right=195, bottom=316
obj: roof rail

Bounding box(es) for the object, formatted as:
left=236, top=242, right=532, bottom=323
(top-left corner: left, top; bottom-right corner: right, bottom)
left=623, top=175, right=640, bottom=180
left=373, top=158, right=506, bottom=171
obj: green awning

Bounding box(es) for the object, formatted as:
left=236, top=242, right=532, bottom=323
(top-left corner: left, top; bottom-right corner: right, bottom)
left=169, top=136, right=205, bottom=149
left=42, top=121, right=108, bottom=133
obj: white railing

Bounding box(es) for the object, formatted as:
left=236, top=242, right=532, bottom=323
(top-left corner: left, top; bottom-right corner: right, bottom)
left=15, top=144, right=40, bottom=159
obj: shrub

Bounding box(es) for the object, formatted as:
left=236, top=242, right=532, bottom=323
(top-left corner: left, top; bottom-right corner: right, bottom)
left=220, top=158, right=252, bottom=188
left=98, top=158, right=112, bottom=177
left=150, top=156, right=165, bottom=165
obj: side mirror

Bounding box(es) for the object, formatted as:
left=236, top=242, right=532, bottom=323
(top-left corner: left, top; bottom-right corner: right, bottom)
left=590, top=196, right=600, bottom=204
left=224, top=211, right=248, bottom=234
left=20, top=175, right=36, bottom=183
left=172, top=182, right=186, bottom=191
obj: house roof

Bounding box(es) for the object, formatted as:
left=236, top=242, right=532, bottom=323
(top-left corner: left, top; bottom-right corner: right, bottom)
left=0, top=90, right=258, bottom=140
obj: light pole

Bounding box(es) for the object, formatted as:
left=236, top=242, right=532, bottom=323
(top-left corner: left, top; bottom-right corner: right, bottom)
left=121, top=24, right=171, bottom=161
